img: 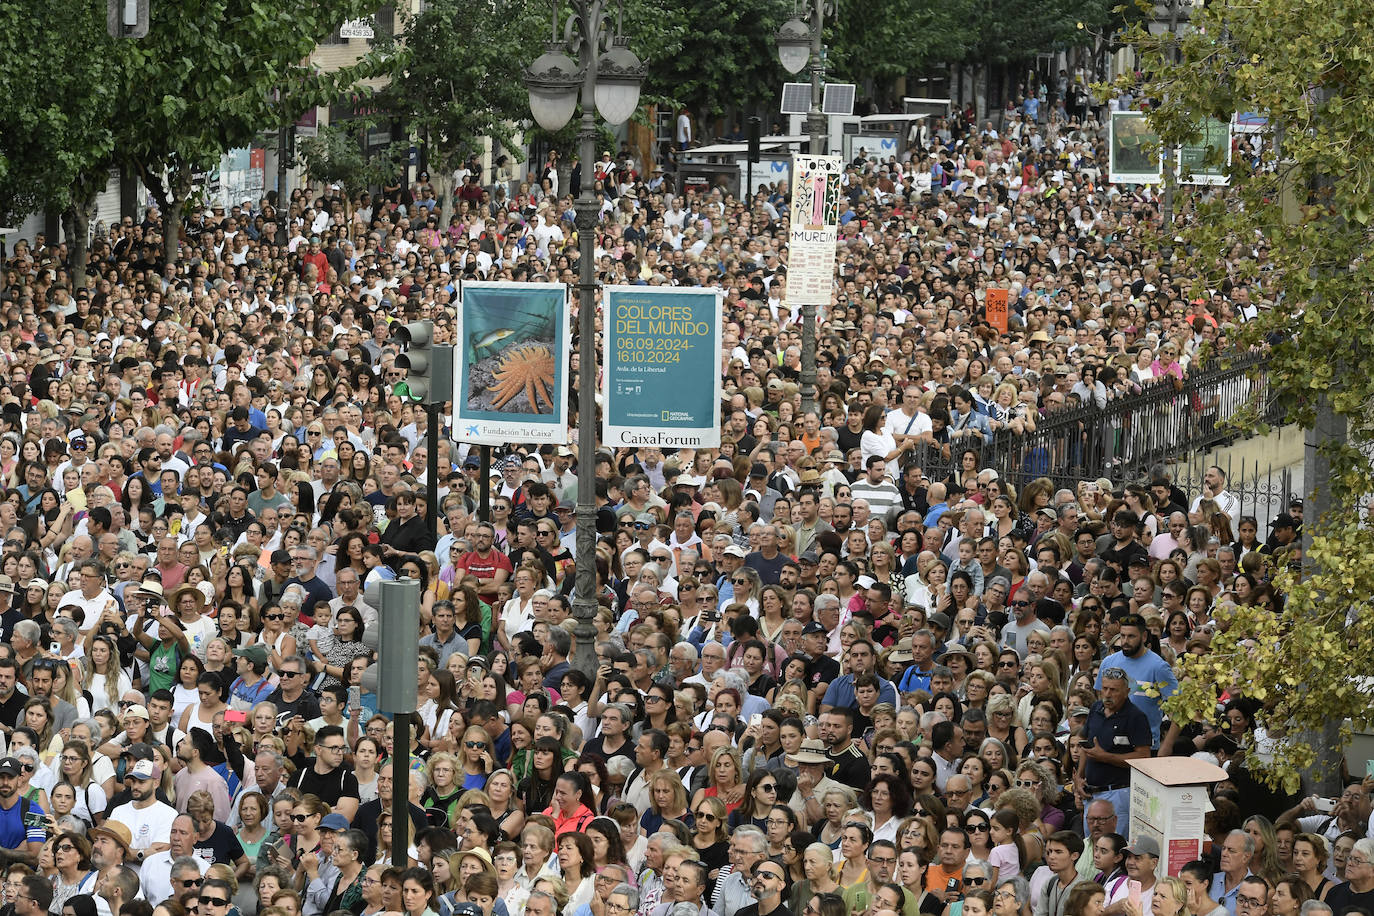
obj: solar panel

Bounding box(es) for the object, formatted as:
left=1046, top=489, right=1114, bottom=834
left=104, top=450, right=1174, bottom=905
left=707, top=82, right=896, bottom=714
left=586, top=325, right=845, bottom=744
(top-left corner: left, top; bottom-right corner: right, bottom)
left=780, top=83, right=812, bottom=116
left=823, top=83, right=856, bottom=116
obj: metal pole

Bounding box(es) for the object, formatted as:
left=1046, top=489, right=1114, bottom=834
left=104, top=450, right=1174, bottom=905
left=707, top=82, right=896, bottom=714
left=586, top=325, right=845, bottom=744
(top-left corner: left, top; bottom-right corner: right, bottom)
left=425, top=403, right=441, bottom=541
left=1160, top=0, right=1179, bottom=235
left=479, top=445, right=492, bottom=523
left=391, top=712, right=410, bottom=866
left=799, top=0, right=825, bottom=417
left=276, top=127, right=289, bottom=247
left=570, top=0, right=604, bottom=681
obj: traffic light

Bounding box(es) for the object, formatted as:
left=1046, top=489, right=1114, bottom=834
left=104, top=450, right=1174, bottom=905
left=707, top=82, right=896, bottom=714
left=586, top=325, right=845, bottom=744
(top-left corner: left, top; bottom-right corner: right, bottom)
left=747, top=117, right=762, bottom=164
left=360, top=578, right=421, bottom=713
left=108, top=0, right=149, bottom=38
left=394, top=320, right=454, bottom=404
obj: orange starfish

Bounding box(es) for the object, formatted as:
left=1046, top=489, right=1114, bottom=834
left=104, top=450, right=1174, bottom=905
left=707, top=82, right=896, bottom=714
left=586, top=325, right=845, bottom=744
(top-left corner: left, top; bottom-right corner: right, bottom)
left=489, top=345, right=556, bottom=413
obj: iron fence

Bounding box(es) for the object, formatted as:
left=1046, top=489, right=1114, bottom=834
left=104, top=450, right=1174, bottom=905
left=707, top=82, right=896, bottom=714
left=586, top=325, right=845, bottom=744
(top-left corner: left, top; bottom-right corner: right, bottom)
left=902, top=353, right=1281, bottom=493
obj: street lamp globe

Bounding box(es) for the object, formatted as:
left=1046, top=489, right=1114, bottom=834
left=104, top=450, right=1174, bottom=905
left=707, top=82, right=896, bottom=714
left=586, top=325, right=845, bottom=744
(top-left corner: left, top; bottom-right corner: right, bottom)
left=593, top=37, right=646, bottom=125
left=776, top=17, right=811, bottom=74
left=524, top=42, right=582, bottom=131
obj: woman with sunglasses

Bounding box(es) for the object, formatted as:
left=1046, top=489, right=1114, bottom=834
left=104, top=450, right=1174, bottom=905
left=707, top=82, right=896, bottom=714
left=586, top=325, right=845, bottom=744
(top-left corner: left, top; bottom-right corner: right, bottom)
left=689, top=795, right=730, bottom=882
left=256, top=603, right=298, bottom=673
left=48, top=832, right=93, bottom=913
left=728, top=769, right=781, bottom=831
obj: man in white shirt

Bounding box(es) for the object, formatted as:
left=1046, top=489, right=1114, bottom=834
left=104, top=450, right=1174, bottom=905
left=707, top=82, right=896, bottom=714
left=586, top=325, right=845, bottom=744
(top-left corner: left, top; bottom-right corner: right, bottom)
left=108, top=759, right=180, bottom=860
left=141, top=815, right=208, bottom=905
left=1189, top=465, right=1241, bottom=523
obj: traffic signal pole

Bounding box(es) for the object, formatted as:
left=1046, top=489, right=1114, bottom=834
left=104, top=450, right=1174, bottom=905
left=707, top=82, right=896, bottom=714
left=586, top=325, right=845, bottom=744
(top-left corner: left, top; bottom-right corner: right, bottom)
left=362, top=578, right=421, bottom=867
left=394, top=319, right=453, bottom=542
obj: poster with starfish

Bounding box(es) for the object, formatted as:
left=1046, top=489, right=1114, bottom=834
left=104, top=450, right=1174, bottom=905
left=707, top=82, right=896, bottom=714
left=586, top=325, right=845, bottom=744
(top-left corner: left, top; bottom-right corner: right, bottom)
left=454, top=281, right=570, bottom=445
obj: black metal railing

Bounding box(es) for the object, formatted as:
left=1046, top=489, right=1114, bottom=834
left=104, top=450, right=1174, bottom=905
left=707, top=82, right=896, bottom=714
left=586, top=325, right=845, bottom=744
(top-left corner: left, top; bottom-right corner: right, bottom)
left=903, top=353, right=1278, bottom=492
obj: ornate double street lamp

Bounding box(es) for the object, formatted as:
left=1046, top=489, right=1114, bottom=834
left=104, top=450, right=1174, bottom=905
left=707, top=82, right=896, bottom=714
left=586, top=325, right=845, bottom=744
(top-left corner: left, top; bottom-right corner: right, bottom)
left=524, top=2, right=644, bottom=676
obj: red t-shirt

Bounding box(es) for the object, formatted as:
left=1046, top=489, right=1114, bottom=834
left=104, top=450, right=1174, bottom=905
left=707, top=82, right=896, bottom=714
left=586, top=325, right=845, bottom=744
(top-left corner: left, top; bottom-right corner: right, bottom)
left=456, top=549, right=513, bottom=581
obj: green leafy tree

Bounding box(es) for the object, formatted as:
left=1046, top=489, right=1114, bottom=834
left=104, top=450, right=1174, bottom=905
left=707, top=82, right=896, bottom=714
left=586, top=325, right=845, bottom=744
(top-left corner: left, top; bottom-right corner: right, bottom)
left=0, top=0, right=118, bottom=285
left=649, top=0, right=792, bottom=124
left=297, top=121, right=407, bottom=216
left=1134, top=0, right=1374, bottom=791
left=110, top=0, right=391, bottom=265
left=827, top=0, right=974, bottom=102
left=377, top=0, right=547, bottom=228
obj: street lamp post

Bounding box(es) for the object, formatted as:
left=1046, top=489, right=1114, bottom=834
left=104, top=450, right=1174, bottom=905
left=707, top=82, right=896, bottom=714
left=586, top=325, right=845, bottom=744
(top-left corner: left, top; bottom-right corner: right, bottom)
left=777, top=1, right=829, bottom=416
left=525, top=1, right=644, bottom=680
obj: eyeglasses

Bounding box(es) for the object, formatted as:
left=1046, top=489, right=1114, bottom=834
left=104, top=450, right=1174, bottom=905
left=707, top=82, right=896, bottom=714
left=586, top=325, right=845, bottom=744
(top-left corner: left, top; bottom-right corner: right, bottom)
left=693, top=810, right=718, bottom=820
left=1015, top=779, right=1041, bottom=788
left=177, top=878, right=203, bottom=887
left=1237, top=897, right=1267, bottom=909
left=1011, top=600, right=1031, bottom=607
left=465, top=741, right=488, bottom=749
left=280, top=671, right=303, bottom=678
left=758, top=783, right=776, bottom=792
left=265, top=613, right=285, bottom=621
left=966, top=876, right=989, bottom=885
left=645, top=695, right=665, bottom=704
left=967, top=823, right=990, bottom=832
left=732, top=578, right=749, bottom=585
left=54, top=844, right=77, bottom=853
left=199, top=897, right=230, bottom=907
left=1103, top=667, right=1128, bottom=680
left=291, top=813, right=312, bottom=822
left=320, top=744, right=347, bottom=752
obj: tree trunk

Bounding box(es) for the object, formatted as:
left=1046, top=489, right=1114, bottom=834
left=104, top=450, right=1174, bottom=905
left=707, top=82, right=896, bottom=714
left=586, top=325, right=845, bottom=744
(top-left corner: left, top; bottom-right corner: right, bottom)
left=434, top=170, right=455, bottom=232
left=163, top=196, right=183, bottom=267
left=69, top=205, right=91, bottom=291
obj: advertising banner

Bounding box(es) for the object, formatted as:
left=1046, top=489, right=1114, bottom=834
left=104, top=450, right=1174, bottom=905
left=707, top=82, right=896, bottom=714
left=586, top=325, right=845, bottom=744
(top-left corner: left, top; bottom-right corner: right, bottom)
left=602, top=286, right=723, bottom=448
left=788, top=154, right=843, bottom=306
left=454, top=281, right=569, bottom=445
left=1176, top=117, right=1232, bottom=186
left=985, top=288, right=1009, bottom=333
left=1109, top=111, right=1163, bottom=185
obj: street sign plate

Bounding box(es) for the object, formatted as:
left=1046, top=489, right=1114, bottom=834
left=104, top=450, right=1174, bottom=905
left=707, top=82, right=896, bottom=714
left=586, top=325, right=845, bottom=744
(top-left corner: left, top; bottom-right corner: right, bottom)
left=340, top=19, right=374, bottom=39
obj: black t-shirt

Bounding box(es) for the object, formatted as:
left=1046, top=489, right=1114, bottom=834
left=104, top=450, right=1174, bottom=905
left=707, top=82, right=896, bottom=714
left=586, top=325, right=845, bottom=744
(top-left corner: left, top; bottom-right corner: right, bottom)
left=0, top=690, right=25, bottom=731
left=193, top=821, right=245, bottom=865
left=826, top=743, right=869, bottom=788
left=738, top=904, right=791, bottom=916
left=582, top=735, right=635, bottom=767
left=267, top=687, right=322, bottom=724
left=288, top=761, right=360, bottom=809
left=835, top=425, right=864, bottom=455
left=805, top=655, right=840, bottom=694
left=1324, top=882, right=1374, bottom=916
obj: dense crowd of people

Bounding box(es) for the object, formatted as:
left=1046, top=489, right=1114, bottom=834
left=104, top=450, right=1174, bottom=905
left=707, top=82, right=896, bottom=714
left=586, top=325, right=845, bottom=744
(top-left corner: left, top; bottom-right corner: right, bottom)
left=0, top=84, right=1345, bottom=916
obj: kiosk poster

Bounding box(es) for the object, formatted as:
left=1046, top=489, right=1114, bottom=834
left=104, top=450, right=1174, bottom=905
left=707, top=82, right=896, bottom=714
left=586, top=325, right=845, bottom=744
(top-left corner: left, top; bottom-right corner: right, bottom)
left=1109, top=111, right=1163, bottom=184
left=454, top=281, right=570, bottom=445
left=788, top=154, right=843, bottom=306
left=1177, top=116, right=1232, bottom=186
left=602, top=286, right=723, bottom=449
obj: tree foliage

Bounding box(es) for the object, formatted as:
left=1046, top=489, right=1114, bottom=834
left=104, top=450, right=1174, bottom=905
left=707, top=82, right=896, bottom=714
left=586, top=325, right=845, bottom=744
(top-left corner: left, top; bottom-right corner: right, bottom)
left=378, top=0, right=544, bottom=176
left=297, top=121, right=407, bottom=199
left=649, top=0, right=792, bottom=122
left=108, top=0, right=391, bottom=262
left=0, top=0, right=117, bottom=225
left=1136, top=0, right=1374, bottom=790
left=1162, top=521, right=1374, bottom=792
left=826, top=0, right=974, bottom=100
